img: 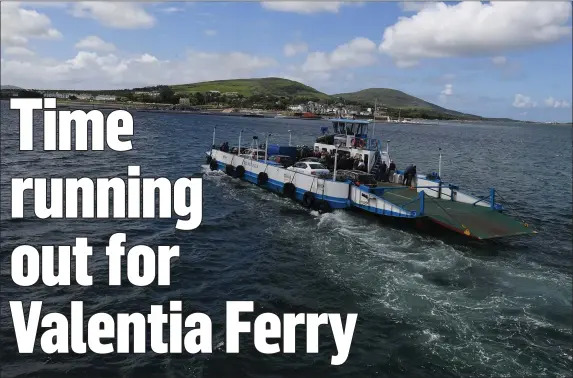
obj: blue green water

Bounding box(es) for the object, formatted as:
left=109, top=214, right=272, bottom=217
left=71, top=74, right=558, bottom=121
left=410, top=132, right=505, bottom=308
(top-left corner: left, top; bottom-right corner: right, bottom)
left=1, top=107, right=571, bottom=377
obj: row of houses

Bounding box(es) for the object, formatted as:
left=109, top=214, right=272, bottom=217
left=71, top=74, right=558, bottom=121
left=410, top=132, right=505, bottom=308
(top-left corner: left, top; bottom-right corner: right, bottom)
left=287, top=101, right=387, bottom=116
left=37, top=91, right=118, bottom=101
left=204, top=90, right=240, bottom=97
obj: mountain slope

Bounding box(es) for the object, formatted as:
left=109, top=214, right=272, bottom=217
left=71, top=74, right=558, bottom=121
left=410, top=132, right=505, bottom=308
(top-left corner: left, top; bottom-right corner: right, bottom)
left=0, top=85, right=23, bottom=90
left=333, top=88, right=477, bottom=118
left=171, top=78, right=479, bottom=118
left=171, top=77, right=329, bottom=99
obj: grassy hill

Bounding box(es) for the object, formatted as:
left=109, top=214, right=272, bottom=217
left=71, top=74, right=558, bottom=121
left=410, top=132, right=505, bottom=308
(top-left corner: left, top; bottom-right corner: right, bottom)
left=333, top=88, right=479, bottom=118
left=0, top=85, right=23, bottom=90
left=171, top=77, right=329, bottom=99
left=171, top=78, right=481, bottom=119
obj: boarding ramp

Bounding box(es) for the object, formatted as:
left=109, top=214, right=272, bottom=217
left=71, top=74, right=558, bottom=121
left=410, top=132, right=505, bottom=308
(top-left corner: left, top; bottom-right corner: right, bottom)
left=366, top=182, right=536, bottom=240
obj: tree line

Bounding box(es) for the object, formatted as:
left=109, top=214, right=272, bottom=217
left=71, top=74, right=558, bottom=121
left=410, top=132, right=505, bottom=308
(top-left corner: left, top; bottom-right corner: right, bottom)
left=0, top=87, right=478, bottom=120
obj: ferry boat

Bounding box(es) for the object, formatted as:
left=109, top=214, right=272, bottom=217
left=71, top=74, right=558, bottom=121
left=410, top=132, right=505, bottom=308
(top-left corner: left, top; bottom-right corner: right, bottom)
left=205, top=119, right=536, bottom=240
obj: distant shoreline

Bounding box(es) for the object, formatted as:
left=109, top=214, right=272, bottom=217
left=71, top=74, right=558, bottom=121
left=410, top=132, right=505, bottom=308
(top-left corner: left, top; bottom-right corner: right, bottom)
left=1, top=99, right=571, bottom=125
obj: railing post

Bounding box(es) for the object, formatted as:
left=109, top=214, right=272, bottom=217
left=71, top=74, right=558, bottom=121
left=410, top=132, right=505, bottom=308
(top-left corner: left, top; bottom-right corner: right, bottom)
left=490, top=188, right=495, bottom=209
left=419, top=190, right=425, bottom=216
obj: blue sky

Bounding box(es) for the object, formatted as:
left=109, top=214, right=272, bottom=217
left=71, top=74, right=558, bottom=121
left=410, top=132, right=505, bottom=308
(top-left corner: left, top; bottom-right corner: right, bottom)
left=1, top=1, right=572, bottom=122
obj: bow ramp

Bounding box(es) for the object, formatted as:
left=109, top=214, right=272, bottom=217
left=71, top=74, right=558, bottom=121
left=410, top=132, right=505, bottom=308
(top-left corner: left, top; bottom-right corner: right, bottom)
left=351, top=182, right=535, bottom=240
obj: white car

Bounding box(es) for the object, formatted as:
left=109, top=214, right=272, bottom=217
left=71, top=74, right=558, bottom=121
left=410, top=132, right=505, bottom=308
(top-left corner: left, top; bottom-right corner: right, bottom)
left=287, top=161, right=330, bottom=176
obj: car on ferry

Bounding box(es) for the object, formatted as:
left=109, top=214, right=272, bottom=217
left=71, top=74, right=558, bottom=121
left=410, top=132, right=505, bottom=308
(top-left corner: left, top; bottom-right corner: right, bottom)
left=299, top=157, right=321, bottom=163
left=287, top=161, right=330, bottom=176
left=267, top=155, right=294, bottom=168
left=335, top=170, right=377, bottom=187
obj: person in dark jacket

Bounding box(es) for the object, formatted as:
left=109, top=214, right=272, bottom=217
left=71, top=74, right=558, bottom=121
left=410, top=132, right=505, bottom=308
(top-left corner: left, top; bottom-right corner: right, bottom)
left=379, top=161, right=388, bottom=181
left=403, top=164, right=414, bottom=185
left=388, top=160, right=396, bottom=182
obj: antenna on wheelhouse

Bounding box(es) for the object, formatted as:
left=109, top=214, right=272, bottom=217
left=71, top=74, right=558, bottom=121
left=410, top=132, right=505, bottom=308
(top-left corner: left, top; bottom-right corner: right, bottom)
left=333, top=143, right=342, bottom=182
left=212, top=127, right=216, bottom=148
left=372, top=98, right=377, bottom=139
left=288, top=129, right=292, bottom=146
left=438, top=147, right=442, bottom=178
left=238, top=129, right=243, bottom=155
left=265, top=133, right=271, bottom=162
left=253, top=136, right=259, bottom=160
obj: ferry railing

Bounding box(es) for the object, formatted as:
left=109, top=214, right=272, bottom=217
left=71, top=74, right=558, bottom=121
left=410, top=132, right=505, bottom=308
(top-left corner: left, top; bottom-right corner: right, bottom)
left=471, top=188, right=503, bottom=211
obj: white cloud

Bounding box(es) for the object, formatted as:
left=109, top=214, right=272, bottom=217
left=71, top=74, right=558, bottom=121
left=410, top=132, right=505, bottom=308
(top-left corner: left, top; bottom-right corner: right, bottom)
left=1, top=49, right=278, bottom=90
left=284, top=42, right=308, bottom=57
left=398, top=1, right=434, bottom=12
left=0, top=2, right=62, bottom=47
left=544, top=97, right=571, bottom=109
left=380, top=2, right=572, bottom=67
left=204, top=29, right=217, bottom=37
left=439, top=83, right=453, bottom=103
left=492, top=56, right=507, bottom=66
left=302, top=37, right=377, bottom=72
left=160, top=7, right=184, bottom=14
left=3, top=47, right=35, bottom=57
left=70, top=2, right=155, bottom=29
left=261, top=1, right=344, bottom=14
left=75, top=36, right=116, bottom=52
left=513, top=94, right=537, bottom=108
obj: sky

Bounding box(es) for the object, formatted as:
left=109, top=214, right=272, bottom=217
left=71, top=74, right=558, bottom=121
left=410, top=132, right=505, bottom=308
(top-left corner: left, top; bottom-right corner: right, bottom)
left=1, top=1, right=572, bottom=122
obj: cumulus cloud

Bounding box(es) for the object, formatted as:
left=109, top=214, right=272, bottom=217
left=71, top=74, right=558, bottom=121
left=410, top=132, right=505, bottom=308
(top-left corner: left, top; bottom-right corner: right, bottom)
left=261, top=1, right=345, bottom=14
left=513, top=94, right=537, bottom=108
left=544, top=97, right=571, bottom=109
left=1, top=49, right=278, bottom=90
left=492, top=56, right=507, bottom=66
left=302, top=37, right=377, bottom=72
left=284, top=42, right=308, bottom=57
left=3, top=47, right=35, bottom=57
left=398, top=1, right=434, bottom=12
left=160, top=7, right=184, bottom=14
left=0, top=2, right=62, bottom=47
left=70, top=2, right=155, bottom=29
left=439, top=83, right=453, bottom=103
left=75, top=36, right=116, bottom=52
left=380, top=2, right=572, bottom=67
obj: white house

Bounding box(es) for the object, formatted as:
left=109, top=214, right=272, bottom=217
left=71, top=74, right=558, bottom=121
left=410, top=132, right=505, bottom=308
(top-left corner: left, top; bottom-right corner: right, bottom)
left=288, top=104, right=304, bottom=112
left=95, top=95, right=116, bottom=101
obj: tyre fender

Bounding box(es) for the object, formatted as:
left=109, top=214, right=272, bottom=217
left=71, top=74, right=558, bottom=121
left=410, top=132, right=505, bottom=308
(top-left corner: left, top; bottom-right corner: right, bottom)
left=282, top=183, right=296, bottom=199
left=302, top=191, right=315, bottom=208
left=235, top=165, right=246, bottom=178
left=257, top=172, right=269, bottom=185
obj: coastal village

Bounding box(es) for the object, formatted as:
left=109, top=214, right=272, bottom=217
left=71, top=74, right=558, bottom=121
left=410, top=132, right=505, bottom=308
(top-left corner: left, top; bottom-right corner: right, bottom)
left=1, top=86, right=393, bottom=120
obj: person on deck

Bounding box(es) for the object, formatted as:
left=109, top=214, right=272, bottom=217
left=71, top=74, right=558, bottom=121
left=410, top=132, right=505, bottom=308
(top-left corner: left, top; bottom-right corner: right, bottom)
left=403, top=164, right=414, bottom=185
left=388, top=160, right=396, bottom=182
left=411, top=165, right=417, bottom=187
left=379, top=161, right=388, bottom=181
left=357, top=159, right=366, bottom=171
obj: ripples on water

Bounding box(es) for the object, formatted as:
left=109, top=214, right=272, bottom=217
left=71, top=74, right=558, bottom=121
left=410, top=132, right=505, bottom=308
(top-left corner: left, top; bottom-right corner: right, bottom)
left=1, top=106, right=571, bottom=377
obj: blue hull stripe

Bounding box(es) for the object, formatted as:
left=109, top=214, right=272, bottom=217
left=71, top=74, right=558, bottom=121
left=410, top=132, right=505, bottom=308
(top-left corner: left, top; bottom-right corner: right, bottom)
left=215, top=162, right=349, bottom=209
left=214, top=162, right=415, bottom=217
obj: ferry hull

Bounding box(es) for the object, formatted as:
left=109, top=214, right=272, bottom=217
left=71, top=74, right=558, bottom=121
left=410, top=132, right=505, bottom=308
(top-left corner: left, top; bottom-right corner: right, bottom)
left=208, top=149, right=350, bottom=210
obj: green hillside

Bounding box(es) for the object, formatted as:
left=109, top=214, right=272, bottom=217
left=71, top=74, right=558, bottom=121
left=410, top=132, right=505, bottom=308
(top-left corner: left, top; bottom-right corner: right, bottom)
left=170, top=78, right=480, bottom=119
left=171, top=77, right=329, bottom=99
left=333, top=88, right=478, bottom=118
